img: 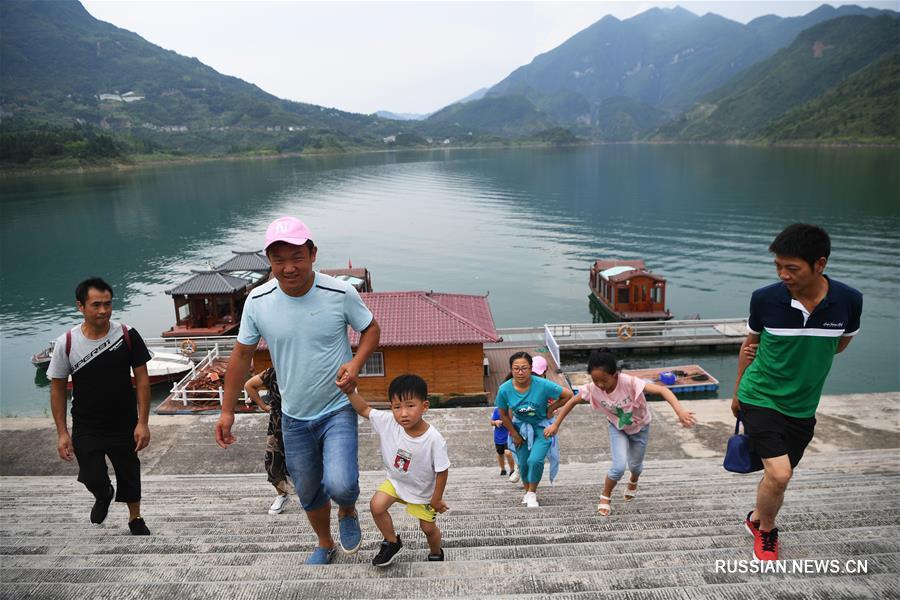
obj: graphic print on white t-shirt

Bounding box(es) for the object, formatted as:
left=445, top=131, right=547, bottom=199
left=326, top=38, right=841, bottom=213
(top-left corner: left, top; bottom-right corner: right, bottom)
left=393, top=448, right=412, bottom=472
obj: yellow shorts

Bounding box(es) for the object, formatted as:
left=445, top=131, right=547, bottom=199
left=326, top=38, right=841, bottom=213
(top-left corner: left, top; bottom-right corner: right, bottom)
left=376, top=479, right=437, bottom=523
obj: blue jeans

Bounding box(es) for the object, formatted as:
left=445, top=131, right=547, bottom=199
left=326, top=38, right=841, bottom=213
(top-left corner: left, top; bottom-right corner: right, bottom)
left=607, top=423, right=650, bottom=482
left=513, top=425, right=551, bottom=484
left=282, top=404, right=359, bottom=511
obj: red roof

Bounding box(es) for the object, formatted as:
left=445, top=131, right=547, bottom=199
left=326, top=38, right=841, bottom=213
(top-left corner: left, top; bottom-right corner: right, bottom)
left=350, top=291, right=500, bottom=347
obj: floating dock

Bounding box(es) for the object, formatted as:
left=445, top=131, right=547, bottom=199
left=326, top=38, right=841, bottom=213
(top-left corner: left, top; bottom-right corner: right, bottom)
left=490, top=318, right=747, bottom=354
left=147, top=317, right=744, bottom=413
left=567, top=364, right=720, bottom=395
left=154, top=344, right=262, bottom=415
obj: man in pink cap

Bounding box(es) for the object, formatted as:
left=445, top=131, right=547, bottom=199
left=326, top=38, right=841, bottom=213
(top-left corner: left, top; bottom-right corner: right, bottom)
left=215, top=216, right=381, bottom=565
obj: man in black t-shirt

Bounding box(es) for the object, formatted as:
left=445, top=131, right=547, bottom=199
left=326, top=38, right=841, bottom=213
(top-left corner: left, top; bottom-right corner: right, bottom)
left=48, top=277, right=153, bottom=535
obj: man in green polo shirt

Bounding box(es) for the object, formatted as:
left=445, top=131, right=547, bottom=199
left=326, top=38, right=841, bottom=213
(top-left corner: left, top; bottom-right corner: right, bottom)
left=732, top=223, right=862, bottom=561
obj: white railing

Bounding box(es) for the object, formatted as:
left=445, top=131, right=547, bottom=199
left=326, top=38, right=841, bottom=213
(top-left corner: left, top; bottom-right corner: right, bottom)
left=490, top=318, right=748, bottom=349
left=544, top=324, right=561, bottom=369
left=167, top=344, right=252, bottom=407
left=144, top=335, right=239, bottom=355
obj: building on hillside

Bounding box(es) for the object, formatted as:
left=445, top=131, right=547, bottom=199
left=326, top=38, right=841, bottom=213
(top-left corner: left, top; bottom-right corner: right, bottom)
left=348, top=291, right=501, bottom=405
left=121, top=91, right=144, bottom=103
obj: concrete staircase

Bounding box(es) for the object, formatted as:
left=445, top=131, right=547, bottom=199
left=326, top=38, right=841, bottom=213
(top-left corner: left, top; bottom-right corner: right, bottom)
left=2, top=449, right=898, bottom=599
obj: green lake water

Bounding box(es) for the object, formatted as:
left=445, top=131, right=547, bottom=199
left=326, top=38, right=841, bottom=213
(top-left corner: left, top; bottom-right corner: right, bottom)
left=1, top=145, right=898, bottom=416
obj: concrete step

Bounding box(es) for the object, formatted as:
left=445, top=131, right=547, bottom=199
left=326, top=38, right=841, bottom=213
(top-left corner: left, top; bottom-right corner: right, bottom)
left=4, top=525, right=898, bottom=568
left=1, top=450, right=898, bottom=599
left=1, top=567, right=898, bottom=599
left=3, top=540, right=898, bottom=583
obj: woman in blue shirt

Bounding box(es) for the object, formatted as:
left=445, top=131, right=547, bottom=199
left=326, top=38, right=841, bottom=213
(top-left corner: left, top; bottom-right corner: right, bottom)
left=495, top=352, right=574, bottom=507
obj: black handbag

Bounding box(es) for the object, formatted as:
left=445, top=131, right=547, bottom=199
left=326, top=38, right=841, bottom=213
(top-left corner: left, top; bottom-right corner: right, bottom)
left=724, top=415, right=763, bottom=473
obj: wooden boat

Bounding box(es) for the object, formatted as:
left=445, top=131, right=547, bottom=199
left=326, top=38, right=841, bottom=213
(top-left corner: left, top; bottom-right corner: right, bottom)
left=162, top=251, right=272, bottom=338
left=161, top=252, right=372, bottom=337
left=589, top=259, right=672, bottom=322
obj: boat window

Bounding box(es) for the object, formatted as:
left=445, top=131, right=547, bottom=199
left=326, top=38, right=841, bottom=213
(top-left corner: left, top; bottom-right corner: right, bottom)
left=651, top=287, right=661, bottom=303
left=177, top=303, right=190, bottom=323
left=618, top=288, right=630, bottom=304
left=358, top=352, right=385, bottom=377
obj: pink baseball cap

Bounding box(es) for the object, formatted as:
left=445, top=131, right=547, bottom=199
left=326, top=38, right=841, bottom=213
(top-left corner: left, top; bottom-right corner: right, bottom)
left=532, top=355, right=548, bottom=375
left=264, top=217, right=312, bottom=250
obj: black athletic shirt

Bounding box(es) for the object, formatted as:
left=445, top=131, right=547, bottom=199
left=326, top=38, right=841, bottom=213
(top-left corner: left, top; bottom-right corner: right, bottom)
left=47, top=321, right=152, bottom=431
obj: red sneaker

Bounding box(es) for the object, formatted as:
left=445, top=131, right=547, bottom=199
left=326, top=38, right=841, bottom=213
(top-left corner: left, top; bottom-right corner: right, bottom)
left=754, top=527, right=779, bottom=561
left=744, top=511, right=760, bottom=537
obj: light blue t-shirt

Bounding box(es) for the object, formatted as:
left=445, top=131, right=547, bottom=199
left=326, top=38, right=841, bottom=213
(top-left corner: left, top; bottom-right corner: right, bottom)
left=237, top=272, right=373, bottom=420
left=495, top=376, right=564, bottom=426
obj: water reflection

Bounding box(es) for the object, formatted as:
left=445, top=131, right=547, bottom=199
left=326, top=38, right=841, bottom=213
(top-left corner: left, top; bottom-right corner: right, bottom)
left=2, top=145, right=898, bottom=414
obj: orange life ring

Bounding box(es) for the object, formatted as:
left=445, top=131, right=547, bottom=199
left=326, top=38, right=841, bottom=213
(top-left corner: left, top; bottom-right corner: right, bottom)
left=180, top=339, right=197, bottom=355
left=616, top=324, right=635, bottom=341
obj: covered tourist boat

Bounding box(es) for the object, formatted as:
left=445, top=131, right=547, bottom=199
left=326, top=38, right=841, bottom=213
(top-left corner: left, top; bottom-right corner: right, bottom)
left=161, top=252, right=373, bottom=338
left=161, top=251, right=271, bottom=338
left=589, top=259, right=672, bottom=322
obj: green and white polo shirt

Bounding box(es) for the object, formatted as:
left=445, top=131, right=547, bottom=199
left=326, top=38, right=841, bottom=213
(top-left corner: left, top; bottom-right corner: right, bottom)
left=738, top=276, right=862, bottom=418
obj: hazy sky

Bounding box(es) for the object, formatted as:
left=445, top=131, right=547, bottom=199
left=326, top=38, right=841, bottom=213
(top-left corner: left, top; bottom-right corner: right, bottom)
left=80, top=1, right=896, bottom=115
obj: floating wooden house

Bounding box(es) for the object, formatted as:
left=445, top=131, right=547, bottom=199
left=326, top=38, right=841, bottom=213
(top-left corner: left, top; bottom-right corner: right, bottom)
left=348, top=291, right=500, bottom=404
left=589, top=259, right=672, bottom=322
left=162, top=251, right=271, bottom=338
left=162, top=270, right=254, bottom=338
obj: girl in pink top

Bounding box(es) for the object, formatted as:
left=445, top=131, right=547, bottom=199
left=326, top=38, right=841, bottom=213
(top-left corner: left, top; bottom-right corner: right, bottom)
left=545, top=351, right=696, bottom=516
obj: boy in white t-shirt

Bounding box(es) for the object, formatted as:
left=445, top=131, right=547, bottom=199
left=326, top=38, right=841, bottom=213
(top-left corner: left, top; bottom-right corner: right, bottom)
left=348, top=375, right=450, bottom=566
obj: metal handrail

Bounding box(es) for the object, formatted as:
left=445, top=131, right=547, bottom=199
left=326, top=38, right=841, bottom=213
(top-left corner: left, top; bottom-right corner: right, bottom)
left=488, top=318, right=748, bottom=349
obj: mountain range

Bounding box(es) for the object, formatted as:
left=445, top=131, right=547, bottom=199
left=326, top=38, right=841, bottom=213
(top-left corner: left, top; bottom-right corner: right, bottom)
left=429, top=4, right=898, bottom=141
left=657, top=15, right=900, bottom=141
left=1, top=1, right=897, bottom=167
